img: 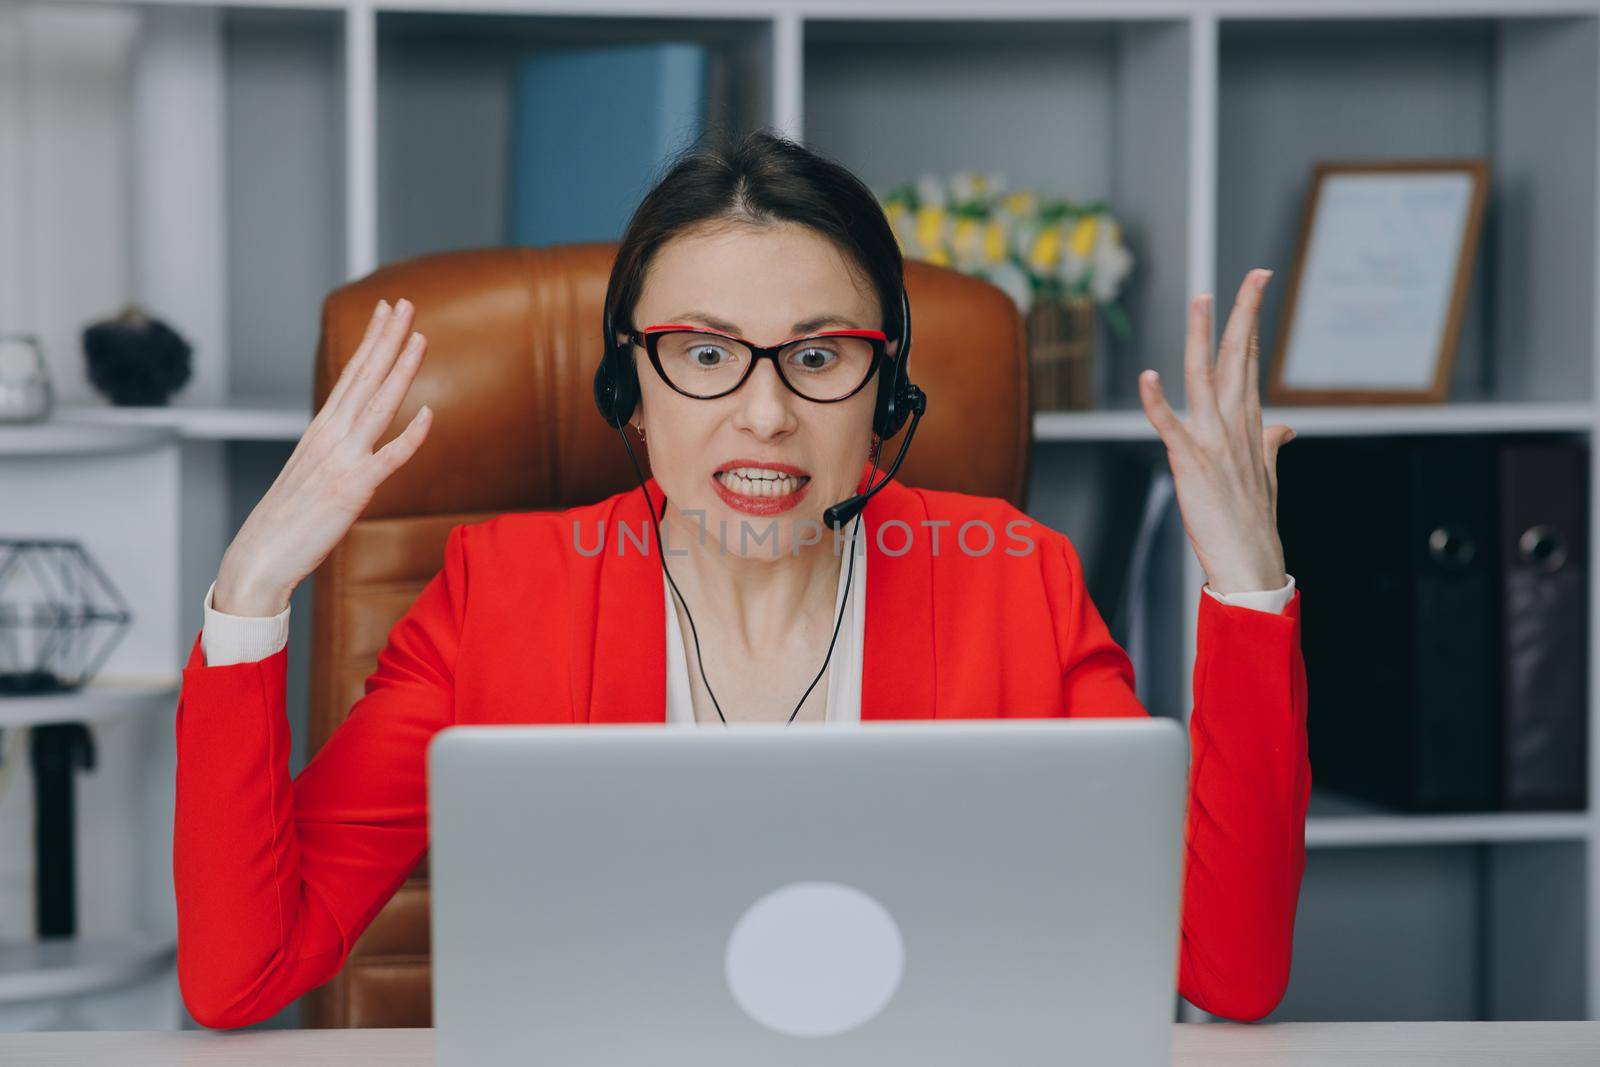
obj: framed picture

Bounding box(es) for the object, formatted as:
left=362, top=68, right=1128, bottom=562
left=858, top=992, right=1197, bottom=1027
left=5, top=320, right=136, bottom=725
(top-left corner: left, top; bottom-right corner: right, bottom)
left=1267, top=159, right=1489, bottom=405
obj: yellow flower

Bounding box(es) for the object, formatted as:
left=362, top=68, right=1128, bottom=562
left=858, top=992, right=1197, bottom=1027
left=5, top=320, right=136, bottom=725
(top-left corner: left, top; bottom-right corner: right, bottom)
left=1029, top=227, right=1062, bottom=271
left=952, top=217, right=981, bottom=255
left=924, top=246, right=951, bottom=267
left=915, top=206, right=947, bottom=255
left=983, top=221, right=1007, bottom=263
left=882, top=201, right=916, bottom=256
left=1069, top=217, right=1098, bottom=259
left=1004, top=191, right=1037, bottom=216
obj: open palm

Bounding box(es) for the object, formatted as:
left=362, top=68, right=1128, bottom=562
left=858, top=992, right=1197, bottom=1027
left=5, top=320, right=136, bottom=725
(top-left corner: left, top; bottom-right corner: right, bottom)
left=1137, top=269, right=1293, bottom=595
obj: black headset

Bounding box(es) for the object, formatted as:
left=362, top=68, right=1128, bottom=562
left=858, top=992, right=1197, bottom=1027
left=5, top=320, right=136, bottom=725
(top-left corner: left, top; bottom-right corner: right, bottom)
left=593, top=282, right=927, bottom=724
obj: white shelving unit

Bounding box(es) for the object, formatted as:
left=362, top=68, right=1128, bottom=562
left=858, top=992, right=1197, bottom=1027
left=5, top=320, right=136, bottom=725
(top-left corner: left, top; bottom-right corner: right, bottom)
left=0, top=683, right=180, bottom=729
left=51, top=396, right=314, bottom=442
left=1303, top=793, right=1591, bottom=850
left=2, top=0, right=1596, bottom=1029
left=0, top=684, right=182, bottom=1023
left=0, top=931, right=176, bottom=1007
left=0, top=684, right=179, bottom=1025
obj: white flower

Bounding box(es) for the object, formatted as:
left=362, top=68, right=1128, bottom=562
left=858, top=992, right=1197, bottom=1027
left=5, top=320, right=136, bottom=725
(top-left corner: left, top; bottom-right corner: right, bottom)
left=914, top=173, right=946, bottom=210
left=1009, top=214, right=1042, bottom=266
left=1058, top=221, right=1091, bottom=290
left=949, top=215, right=989, bottom=274
left=1089, top=216, right=1134, bottom=302
left=949, top=171, right=983, bottom=205
left=946, top=170, right=1006, bottom=207
left=882, top=200, right=918, bottom=257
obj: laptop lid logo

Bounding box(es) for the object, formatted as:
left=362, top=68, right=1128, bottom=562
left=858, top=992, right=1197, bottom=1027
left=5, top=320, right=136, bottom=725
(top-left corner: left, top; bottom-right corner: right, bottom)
left=724, top=880, right=905, bottom=1038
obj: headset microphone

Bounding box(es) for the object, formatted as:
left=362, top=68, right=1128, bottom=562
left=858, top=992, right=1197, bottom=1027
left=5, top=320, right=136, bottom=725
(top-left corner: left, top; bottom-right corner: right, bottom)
left=822, top=385, right=927, bottom=530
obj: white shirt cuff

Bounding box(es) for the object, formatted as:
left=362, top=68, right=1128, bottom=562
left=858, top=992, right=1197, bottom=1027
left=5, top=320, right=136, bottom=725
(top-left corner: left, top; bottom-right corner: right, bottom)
left=201, top=578, right=291, bottom=666
left=1202, top=573, right=1296, bottom=615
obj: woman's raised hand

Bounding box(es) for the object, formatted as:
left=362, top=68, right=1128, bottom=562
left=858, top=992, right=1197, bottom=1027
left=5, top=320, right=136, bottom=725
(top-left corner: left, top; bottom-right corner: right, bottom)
left=1137, top=269, right=1294, bottom=595
left=213, top=299, right=434, bottom=617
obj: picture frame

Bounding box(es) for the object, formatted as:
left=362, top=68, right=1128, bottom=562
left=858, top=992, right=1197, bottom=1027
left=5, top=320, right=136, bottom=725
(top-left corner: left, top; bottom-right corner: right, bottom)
left=1267, top=159, right=1490, bottom=406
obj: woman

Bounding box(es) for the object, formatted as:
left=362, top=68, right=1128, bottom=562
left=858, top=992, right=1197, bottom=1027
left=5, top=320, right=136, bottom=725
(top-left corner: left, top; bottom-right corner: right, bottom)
left=174, top=130, right=1306, bottom=1029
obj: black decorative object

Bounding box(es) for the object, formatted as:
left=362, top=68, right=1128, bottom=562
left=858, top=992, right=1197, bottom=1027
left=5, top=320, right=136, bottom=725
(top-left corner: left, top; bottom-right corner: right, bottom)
left=32, top=722, right=96, bottom=939
left=0, top=539, right=131, bottom=694
left=81, top=304, right=192, bottom=406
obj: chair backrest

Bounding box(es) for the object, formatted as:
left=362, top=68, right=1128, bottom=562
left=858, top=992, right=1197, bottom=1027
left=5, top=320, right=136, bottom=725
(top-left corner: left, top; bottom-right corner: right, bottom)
left=302, top=243, right=1032, bottom=1027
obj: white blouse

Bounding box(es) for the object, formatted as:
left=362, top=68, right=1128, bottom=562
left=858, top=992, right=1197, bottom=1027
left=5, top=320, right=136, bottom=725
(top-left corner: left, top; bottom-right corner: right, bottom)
left=664, top=520, right=870, bottom=725
left=200, top=543, right=1298, bottom=710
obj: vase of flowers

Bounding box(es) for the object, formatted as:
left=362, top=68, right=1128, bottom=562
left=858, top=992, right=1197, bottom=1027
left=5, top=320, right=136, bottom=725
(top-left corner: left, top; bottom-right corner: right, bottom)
left=876, top=172, right=1134, bottom=411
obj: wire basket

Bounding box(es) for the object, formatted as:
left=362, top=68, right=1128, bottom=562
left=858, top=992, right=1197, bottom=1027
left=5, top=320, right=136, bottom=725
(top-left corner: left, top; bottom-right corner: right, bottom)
left=0, top=539, right=131, bottom=694
left=1026, top=293, right=1097, bottom=412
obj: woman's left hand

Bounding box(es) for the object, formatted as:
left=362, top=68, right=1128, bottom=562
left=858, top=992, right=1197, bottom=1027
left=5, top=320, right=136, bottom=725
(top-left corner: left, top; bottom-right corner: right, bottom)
left=1137, top=268, right=1294, bottom=595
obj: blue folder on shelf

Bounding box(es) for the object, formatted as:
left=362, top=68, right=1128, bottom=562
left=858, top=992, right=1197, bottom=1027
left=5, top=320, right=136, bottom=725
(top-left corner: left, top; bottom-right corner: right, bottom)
left=508, top=42, right=709, bottom=247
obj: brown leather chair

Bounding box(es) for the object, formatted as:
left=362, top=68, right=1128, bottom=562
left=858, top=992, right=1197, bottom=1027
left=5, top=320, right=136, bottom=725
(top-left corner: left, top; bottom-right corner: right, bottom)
left=301, top=243, right=1032, bottom=1028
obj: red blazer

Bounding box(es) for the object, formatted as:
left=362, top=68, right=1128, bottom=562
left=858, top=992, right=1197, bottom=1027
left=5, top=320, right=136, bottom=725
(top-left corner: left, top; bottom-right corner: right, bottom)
left=173, top=473, right=1309, bottom=1029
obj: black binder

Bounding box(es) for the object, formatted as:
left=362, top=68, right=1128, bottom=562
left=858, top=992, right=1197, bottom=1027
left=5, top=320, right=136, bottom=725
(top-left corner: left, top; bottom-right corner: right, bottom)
left=1278, top=436, right=1501, bottom=811
left=1499, top=440, right=1589, bottom=811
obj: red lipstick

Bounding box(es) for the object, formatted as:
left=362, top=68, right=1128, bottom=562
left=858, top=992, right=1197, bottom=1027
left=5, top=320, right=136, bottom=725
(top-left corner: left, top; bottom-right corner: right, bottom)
left=711, top=459, right=812, bottom=516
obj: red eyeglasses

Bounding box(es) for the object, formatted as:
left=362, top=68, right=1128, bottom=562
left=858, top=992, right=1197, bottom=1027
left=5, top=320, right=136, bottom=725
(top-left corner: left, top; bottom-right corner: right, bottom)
left=625, top=324, right=889, bottom=403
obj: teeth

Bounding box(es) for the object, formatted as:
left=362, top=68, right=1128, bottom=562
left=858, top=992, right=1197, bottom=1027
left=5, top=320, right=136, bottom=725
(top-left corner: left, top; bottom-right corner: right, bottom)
left=729, top=466, right=791, bottom=480
left=717, top=468, right=807, bottom=497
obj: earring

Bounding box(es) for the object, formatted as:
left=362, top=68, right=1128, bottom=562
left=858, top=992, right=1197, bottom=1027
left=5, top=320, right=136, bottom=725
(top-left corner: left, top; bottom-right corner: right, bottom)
left=632, top=420, right=646, bottom=439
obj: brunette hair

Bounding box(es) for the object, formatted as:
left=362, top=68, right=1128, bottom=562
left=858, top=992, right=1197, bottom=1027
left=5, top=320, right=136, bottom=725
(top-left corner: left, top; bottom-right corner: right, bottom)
left=603, top=126, right=906, bottom=350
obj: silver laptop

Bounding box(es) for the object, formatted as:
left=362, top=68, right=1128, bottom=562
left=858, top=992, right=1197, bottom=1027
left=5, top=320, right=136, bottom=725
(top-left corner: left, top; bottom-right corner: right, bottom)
left=428, top=718, right=1188, bottom=1066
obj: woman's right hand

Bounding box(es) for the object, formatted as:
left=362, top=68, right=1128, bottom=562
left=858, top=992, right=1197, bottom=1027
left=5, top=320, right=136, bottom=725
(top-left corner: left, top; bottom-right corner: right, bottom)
left=213, top=298, right=433, bottom=617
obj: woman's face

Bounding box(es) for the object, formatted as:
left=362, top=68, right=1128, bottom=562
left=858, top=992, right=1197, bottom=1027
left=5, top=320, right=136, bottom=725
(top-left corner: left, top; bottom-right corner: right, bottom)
left=626, top=221, right=893, bottom=559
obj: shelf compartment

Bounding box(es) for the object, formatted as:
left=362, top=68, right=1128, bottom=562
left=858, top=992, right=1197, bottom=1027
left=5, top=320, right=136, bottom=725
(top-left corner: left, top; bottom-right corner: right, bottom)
left=1218, top=15, right=1599, bottom=406
left=221, top=8, right=347, bottom=409
left=804, top=17, right=1192, bottom=410
left=1268, top=841, right=1585, bottom=1021
left=376, top=10, right=773, bottom=265
left=0, top=5, right=344, bottom=413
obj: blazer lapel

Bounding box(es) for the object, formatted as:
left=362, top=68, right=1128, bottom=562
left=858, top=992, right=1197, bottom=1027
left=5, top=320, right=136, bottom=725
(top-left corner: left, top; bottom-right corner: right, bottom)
left=587, top=478, right=669, bottom=724
left=860, top=474, right=937, bottom=721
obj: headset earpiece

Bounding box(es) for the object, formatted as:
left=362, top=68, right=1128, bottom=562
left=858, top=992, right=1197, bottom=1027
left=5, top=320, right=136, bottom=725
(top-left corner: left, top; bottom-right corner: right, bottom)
left=873, top=286, right=916, bottom=440
left=595, top=304, right=639, bottom=429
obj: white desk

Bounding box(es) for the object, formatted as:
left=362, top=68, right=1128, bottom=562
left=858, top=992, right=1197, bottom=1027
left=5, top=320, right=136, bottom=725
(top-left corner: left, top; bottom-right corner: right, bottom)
left=0, top=1022, right=1597, bottom=1064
